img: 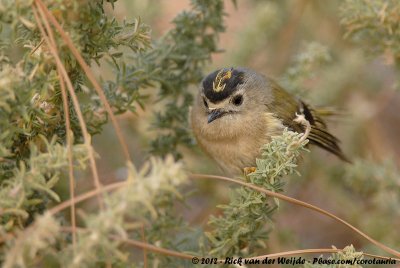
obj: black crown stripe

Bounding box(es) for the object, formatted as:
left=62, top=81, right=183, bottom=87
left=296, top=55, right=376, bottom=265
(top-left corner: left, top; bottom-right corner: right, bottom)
left=202, top=68, right=244, bottom=103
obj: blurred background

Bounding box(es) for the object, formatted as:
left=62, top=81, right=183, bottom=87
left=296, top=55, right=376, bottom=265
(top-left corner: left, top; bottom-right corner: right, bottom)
left=85, top=0, right=400, bottom=260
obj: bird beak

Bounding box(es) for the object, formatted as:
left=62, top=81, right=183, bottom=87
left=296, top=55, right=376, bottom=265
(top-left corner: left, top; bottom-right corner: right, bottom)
left=207, top=109, right=226, bottom=123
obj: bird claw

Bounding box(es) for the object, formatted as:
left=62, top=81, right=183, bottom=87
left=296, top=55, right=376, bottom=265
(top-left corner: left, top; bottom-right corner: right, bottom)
left=243, top=167, right=256, bottom=177
left=293, top=113, right=311, bottom=144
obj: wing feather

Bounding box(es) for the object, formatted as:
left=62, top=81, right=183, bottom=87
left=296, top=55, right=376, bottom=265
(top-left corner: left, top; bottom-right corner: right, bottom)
left=267, top=80, right=350, bottom=163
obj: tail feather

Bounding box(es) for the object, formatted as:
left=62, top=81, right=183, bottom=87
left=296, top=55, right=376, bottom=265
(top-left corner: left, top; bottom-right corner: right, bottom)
left=308, top=128, right=351, bottom=163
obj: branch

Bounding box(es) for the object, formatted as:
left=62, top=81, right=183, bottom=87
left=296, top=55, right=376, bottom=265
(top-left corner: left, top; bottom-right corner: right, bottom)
left=32, top=3, right=104, bottom=210
left=35, top=0, right=131, bottom=162
left=31, top=2, right=77, bottom=250
left=62, top=227, right=400, bottom=263
left=190, top=173, right=400, bottom=258
left=5, top=172, right=398, bottom=259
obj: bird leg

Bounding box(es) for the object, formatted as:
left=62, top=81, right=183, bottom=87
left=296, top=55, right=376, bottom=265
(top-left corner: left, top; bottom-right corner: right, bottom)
left=243, top=167, right=256, bottom=177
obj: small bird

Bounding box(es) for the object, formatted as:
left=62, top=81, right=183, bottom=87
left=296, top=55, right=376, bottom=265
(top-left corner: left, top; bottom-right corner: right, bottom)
left=190, top=67, right=349, bottom=175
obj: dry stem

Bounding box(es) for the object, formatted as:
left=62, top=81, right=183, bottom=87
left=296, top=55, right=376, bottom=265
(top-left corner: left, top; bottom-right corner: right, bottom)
left=190, top=173, right=400, bottom=258
left=35, top=0, right=131, bottom=162
left=32, top=2, right=104, bottom=211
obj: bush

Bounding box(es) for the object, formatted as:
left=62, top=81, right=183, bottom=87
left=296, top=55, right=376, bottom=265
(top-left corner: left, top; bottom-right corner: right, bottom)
left=1, top=0, right=399, bottom=267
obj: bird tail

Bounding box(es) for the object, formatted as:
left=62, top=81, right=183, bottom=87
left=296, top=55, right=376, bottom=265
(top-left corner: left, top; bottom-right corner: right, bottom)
left=308, top=126, right=352, bottom=163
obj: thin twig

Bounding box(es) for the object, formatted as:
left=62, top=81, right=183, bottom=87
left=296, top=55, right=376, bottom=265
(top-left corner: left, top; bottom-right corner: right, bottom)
left=5, top=172, right=399, bottom=262
left=29, top=38, right=44, bottom=56
left=140, top=223, right=148, bottom=268
left=32, top=3, right=77, bottom=251
left=60, top=226, right=194, bottom=260
left=35, top=0, right=131, bottom=162
left=32, top=4, right=104, bottom=209
left=51, top=173, right=400, bottom=259
left=190, top=174, right=400, bottom=258
left=117, top=236, right=194, bottom=260
left=43, top=173, right=400, bottom=259
left=59, top=71, right=77, bottom=250
left=49, top=181, right=127, bottom=215
left=9, top=168, right=400, bottom=260
left=61, top=227, right=399, bottom=263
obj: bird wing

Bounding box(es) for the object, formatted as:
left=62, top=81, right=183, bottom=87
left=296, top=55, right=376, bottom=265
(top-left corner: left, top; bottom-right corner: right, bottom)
left=267, top=81, right=350, bottom=162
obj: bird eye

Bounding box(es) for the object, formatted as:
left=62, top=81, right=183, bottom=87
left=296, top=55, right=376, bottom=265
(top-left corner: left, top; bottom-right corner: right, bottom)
left=203, top=97, right=208, bottom=108
left=232, top=95, right=243, bottom=106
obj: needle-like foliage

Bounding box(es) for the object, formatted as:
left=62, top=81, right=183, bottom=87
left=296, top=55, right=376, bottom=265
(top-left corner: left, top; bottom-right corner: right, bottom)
left=1, top=0, right=399, bottom=267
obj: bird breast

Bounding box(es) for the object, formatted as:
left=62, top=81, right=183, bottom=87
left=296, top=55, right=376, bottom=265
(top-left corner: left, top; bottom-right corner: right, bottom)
left=192, top=112, right=284, bottom=176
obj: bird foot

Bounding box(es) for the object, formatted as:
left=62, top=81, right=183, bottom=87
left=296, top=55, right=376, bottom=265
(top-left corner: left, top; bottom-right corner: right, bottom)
left=293, top=113, right=311, bottom=143
left=243, top=167, right=256, bottom=177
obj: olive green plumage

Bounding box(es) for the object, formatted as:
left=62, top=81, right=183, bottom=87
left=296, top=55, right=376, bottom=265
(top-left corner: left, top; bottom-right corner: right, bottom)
left=191, top=67, right=349, bottom=175
left=267, top=80, right=350, bottom=163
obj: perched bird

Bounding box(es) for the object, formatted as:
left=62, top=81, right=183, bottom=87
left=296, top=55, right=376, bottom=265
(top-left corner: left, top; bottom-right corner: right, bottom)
left=190, top=67, right=349, bottom=175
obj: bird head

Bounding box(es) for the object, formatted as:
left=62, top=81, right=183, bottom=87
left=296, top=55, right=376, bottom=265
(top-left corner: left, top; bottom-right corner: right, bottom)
left=192, top=67, right=271, bottom=139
